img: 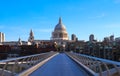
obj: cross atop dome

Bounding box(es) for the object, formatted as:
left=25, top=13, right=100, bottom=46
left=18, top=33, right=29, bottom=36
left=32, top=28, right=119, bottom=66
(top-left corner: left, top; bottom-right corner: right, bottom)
left=59, top=17, right=62, bottom=24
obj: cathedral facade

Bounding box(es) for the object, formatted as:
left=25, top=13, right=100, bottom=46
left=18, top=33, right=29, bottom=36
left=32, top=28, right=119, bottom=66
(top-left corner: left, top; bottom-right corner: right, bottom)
left=29, top=17, right=70, bottom=50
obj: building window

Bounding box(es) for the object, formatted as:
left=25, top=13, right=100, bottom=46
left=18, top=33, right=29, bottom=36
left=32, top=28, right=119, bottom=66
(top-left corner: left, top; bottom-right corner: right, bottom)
left=59, top=33, right=63, bottom=38
left=64, top=34, right=67, bottom=37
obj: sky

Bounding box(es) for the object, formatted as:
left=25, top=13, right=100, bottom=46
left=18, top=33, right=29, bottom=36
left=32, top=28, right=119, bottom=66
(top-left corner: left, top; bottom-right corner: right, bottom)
left=0, top=0, right=120, bottom=41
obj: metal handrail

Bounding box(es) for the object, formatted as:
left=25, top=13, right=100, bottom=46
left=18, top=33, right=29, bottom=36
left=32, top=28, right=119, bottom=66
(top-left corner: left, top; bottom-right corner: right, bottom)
left=66, top=52, right=120, bottom=76
left=0, top=53, right=48, bottom=63
left=79, top=54, right=120, bottom=65
left=0, top=51, right=57, bottom=76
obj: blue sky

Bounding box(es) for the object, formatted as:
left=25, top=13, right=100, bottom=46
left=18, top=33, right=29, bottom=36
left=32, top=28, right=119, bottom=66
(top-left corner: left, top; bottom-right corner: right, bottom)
left=0, top=0, right=120, bottom=41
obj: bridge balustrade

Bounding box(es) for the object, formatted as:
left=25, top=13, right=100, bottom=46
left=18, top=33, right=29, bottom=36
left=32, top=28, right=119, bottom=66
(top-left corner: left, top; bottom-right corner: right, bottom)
left=0, top=51, right=57, bottom=76
left=66, top=52, right=120, bottom=76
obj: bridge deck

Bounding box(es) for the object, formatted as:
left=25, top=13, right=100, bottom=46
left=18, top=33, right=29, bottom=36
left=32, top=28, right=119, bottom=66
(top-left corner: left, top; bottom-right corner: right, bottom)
left=30, top=53, right=89, bottom=76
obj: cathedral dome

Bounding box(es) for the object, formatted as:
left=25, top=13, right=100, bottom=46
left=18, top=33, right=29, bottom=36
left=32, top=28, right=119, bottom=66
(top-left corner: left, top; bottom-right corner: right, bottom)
left=54, top=17, right=66, bottom=32
left=51, top=17, right=69, bottom=40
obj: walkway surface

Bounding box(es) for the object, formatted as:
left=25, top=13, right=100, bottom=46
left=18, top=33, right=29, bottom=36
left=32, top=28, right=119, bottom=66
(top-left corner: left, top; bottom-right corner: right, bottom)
left=30, top=53, right=89, bottom=76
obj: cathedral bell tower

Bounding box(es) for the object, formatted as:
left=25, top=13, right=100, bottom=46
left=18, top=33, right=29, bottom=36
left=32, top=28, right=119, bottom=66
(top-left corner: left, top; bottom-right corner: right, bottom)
left=28, top=29, right=34, bottom=42
left=18, top=37, right=22, bottom=45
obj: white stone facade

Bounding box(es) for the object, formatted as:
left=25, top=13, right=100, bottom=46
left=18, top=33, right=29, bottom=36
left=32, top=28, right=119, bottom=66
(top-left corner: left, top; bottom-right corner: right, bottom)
left=0, top=32, right=5, bottom=42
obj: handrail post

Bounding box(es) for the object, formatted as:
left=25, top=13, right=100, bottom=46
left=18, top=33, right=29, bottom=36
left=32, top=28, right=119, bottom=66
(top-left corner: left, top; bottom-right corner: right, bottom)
left=113, top=64, right=120, bottom=75
left=102, top=62, right=111, bottom=76
left=98, top=62, right=102, bottom=76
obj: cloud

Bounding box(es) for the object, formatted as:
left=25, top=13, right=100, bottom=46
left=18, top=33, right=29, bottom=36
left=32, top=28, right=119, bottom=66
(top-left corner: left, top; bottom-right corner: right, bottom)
left=114, top=0, right=120, bottom=3
left=34, top=28, right=53, bottom=33
left=103, top=0, right=120, bottom=4
left=88, top=13, right=105, bottom=19
left=104, top=24, right=120, bottom=28
left=0, top=25, right=53, bottom=41
left=1, top=25, right=53, bottom=33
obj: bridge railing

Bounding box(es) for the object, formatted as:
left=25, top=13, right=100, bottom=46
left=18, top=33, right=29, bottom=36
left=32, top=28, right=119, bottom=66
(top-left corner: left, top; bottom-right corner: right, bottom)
left=66, top=52, right=120, bottom=76
left=0, top=51, right=57, bottom=76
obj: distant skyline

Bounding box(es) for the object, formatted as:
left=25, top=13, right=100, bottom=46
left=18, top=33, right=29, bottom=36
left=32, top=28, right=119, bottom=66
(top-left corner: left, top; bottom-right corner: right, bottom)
left=0, top=0, right=120, bottom=41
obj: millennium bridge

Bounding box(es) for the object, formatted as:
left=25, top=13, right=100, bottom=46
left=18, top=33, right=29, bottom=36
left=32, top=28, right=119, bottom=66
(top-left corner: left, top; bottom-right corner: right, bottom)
left=0, top=51, right=120, bottom=76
